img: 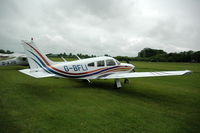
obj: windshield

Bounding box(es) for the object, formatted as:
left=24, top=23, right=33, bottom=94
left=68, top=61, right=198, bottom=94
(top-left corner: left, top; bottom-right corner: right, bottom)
left=106, top=59, right=116, bottom=66
left=115, top=59, right=120, bottom=65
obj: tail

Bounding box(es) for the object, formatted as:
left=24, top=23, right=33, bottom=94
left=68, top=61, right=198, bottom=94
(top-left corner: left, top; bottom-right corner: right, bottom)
left=21, top=38, right=55, bottom=72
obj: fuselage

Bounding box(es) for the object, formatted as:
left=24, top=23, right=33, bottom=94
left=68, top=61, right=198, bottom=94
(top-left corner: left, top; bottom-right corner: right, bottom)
left=47, top=56, right=135, bottom=79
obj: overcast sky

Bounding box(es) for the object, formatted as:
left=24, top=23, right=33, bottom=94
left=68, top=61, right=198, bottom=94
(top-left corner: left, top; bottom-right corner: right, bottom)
left=0, top=0, right=199, bottom=56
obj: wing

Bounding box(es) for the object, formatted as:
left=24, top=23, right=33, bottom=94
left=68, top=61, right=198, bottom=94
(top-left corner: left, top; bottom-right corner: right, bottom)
left=97, top=70, right=191, bottom=79
left=19, top=69, right=55, bottom=78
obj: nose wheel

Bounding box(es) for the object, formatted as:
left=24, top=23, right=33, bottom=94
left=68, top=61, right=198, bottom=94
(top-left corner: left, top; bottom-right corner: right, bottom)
left=124, top=78, right=129, bottom=84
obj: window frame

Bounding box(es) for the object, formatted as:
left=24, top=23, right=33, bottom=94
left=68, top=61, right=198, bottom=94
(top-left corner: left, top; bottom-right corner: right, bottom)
left=97, top=60, right=105, bottom=67
left=88, top=62, right=95, bottom=67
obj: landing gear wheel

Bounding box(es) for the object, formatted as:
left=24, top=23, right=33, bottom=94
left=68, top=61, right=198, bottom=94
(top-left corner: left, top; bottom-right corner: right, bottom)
left=124, top=78, right=129, bottom=84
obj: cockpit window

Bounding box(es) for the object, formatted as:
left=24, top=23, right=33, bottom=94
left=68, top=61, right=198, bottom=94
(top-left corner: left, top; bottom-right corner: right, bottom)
left=97, top=60, right=105, bottom=67
left=106, top=59, right=116, bottom=66
left=88, top=62, right=95, bottom=67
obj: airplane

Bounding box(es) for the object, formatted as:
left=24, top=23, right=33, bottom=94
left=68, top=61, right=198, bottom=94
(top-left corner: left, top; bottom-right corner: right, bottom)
left=0, top=53, right=28, bottom=66
left=19, top=38, right=191, bottom=88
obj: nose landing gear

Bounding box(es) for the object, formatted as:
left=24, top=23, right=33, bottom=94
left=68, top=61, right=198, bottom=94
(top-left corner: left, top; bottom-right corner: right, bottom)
left=124, top=78, right=129, bottom=84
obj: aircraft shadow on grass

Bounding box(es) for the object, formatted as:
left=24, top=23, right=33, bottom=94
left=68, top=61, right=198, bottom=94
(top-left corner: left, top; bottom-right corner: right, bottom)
left=72, top=79, right=180, bottom=106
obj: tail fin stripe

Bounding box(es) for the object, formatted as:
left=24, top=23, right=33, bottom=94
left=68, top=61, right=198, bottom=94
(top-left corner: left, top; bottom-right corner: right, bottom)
left=25, top=42, right=72, bottom=75
left=28, top=50, right=54, bottom=74
left=24, top=42, right=50, bottom=66
left=27, top=50, right=73, bottom=77
left=28, top=50, right=47, bottom=68
left=30, top=57, right=51, bottom=74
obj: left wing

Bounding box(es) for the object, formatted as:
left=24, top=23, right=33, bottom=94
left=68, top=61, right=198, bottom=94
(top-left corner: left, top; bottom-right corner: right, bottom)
left=19, top=69, right=55, bottom=78
left=97, top=70, right=191, bottom=79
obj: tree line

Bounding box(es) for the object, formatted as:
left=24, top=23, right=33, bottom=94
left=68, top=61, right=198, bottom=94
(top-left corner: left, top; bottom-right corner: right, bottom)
left=0, top=49, right=14, bottom=54
left=115, top=48, right=200, bottom=63
left=46, top=53, right=96, bottom=59
left=1, top=48, right=200, bottom=63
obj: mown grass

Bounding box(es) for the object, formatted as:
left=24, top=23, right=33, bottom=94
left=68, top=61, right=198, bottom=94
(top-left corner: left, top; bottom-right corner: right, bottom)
left=0, top=61, right=200, bottom=133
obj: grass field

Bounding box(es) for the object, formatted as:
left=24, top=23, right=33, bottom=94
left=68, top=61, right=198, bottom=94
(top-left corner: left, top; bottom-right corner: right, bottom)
left=0, top=61, right=200, bottom=133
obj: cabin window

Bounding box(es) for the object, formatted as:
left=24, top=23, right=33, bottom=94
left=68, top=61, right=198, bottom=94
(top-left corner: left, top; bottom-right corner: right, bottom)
left=97, top=60, right=105, bottom=67
left=88, top=62, right=95, bottom=67
left=106, top=59, right=116, bottom=66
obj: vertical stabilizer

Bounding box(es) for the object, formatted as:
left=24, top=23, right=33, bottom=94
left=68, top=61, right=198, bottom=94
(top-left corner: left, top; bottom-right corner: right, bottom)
left=21, top=38, right=54, bottom=72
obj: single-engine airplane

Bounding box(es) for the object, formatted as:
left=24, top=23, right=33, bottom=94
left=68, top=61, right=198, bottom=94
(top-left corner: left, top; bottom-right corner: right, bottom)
left=0, top=53, right=28, bottom=66
left=19, top=38, right=191, bottom=88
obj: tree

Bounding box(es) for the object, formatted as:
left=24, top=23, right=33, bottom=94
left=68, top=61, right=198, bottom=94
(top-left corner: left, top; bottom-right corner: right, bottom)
left=0, top=49, right=5, bottom=53
left=193, top=51, right=200, bottom=62
left=138, top=48, right=166, bottom=58
left=0, top=49, right=14, bottom=54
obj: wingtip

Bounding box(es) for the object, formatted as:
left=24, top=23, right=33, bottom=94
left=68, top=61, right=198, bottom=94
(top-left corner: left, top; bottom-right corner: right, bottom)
left=184, top=70, right=192, bottom=75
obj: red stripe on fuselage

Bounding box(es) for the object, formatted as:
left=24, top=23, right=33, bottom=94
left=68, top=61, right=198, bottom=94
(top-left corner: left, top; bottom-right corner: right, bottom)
left=25, top=42, right=131, bottom=76
left=25, top=42, right=50, bottom=65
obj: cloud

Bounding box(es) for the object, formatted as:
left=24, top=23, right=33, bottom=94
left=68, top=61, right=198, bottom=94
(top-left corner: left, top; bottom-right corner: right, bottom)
left=0, top=0, right=199, bottom=56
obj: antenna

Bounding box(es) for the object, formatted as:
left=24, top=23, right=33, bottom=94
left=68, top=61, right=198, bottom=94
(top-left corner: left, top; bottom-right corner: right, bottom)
left=75, top=55, right=81, bottom=60
left=61, top=57, right=67, bottom=62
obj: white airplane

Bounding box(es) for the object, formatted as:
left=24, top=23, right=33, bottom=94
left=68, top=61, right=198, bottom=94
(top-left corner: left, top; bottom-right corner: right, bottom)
left=19, top=39, right=191, bottom=88
left=0, top=53, right=28, bottom=66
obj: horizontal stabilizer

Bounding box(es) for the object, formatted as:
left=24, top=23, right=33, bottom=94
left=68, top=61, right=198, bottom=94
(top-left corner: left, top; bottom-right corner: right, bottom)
left=19, top=69, right=55, bottom=78
left=98, top=70, right=192, bottom=79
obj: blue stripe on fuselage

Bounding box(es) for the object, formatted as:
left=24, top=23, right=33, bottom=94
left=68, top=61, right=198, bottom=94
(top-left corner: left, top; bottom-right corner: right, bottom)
left=30, top=57, right=51, bottom=74
left=27, top=50, right=120, bottom=78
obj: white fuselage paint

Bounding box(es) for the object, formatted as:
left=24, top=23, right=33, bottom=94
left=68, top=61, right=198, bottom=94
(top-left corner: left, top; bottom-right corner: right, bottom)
left=40, top=56, right=134, bottom=79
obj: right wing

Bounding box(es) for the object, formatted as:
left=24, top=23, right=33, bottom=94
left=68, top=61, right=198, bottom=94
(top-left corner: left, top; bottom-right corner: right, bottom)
left=97, top=70, right=191, bottom=79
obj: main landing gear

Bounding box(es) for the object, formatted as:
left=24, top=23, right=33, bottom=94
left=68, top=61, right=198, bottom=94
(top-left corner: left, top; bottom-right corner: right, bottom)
left=114, top=78, right=129, bottom=89
left=114, top=79, right=122, bottom=89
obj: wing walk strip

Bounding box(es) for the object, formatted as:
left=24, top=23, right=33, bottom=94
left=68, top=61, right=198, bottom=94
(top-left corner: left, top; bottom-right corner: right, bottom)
left=25, top=42, right=132, bottom=78
left=99, top=70, right=191, bottom=79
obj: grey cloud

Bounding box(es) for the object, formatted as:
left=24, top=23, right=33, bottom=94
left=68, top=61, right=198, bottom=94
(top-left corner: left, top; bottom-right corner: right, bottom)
left=0, top=0, right=199, bottom=56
